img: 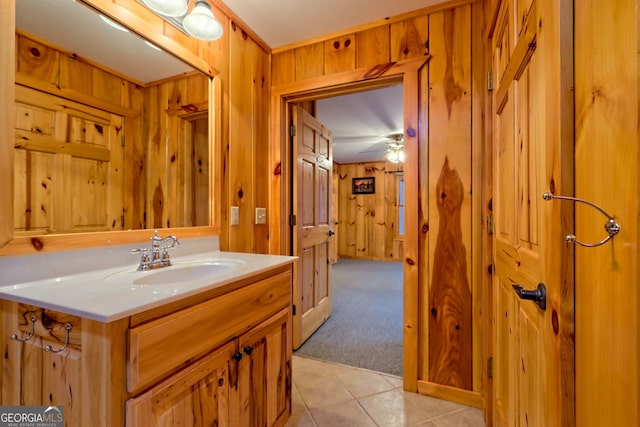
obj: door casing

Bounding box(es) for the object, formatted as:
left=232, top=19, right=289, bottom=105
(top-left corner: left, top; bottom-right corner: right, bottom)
left=270, top=57, right=428, bottom=391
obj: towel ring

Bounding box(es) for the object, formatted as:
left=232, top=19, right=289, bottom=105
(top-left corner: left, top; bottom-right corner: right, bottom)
left=542, top=193, right=620, bottom=247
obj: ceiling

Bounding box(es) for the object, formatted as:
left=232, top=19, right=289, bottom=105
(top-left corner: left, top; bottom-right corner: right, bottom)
left=316, top=85, right=404, bottom=164
left=16, top=0, right=443, bottom=164
left=222, top=0, right=444, bottom=49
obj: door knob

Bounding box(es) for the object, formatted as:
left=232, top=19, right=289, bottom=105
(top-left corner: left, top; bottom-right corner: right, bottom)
left=512, top=283, right=546, bottom=310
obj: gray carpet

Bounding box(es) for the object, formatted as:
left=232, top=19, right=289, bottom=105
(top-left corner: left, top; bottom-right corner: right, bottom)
left=294, top=259, right=404, bottom=376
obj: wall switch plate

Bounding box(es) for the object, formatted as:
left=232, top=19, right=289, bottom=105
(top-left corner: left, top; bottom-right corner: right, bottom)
left=255, top=208, right=266, bottom=225
left=231, top=206, right=240, bottom=225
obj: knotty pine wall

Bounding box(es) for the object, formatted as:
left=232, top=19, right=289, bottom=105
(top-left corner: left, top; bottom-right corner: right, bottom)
left=1, top=0, right=271, bottom=254
left=335, top=161, right=403, bottom=261
left=574, top=0, right=639, bottom=424
left=272, top=0, right=486, bottom=403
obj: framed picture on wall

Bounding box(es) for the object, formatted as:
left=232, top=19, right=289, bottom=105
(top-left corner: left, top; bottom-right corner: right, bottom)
left=352, top=177, right=375, bottom=194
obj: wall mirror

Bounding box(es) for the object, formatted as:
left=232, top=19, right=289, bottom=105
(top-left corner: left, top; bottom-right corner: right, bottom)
left=14, top=0, right=212, bottom=237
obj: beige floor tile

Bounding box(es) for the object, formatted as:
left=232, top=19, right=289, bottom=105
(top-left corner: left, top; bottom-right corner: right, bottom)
left=383, top=374, right=404, bottom=388
left=402, top=391, right=470, bottom=420
left=285, top=411, right=317, bottom=427
left=357, top=388, right=432, bottom=426
left=295, top=374, right=354, bottom=410
left=431, top=407, right=485, bottom=426
left=309, top=400, right=377, bottom=427
left=291, top=384, right=307, bottom=416
left=334, top=367, right=398, bottom=398
left=290, top=356, right=485, bottom=427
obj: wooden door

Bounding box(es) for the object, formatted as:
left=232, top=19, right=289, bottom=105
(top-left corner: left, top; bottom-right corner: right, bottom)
left=126, top=340, right=234, bottom=427
left=490, top=0, right=574, bottom=426
left=237, top=308, right=291, bottom=427
left=14, top=85, right=124, bottom=234
left=292, top=105, right=333, bottom=349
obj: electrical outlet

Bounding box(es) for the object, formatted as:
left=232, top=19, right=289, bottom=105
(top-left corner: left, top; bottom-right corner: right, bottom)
left=255, top=208, right=266, bottom=224
left=231, top=206, right=240, bottom=225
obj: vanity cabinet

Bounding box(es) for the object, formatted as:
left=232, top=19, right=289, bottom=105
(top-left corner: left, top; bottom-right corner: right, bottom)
left=1, top=264, right=293, bottom=427
left=126, top=340, right=235, bottom=426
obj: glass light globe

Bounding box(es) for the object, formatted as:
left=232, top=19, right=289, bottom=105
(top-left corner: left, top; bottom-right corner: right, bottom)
left=142, top=0, right=188, bottom=17
left=183, top=1, right=223, bottom=41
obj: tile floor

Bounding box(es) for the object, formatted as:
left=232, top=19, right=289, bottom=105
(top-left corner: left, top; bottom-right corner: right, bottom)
left=286, top=356, right=486, bottom=427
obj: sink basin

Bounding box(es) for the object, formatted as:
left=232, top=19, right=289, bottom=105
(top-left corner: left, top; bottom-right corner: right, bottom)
left=131, top=262, right=240, bottom=286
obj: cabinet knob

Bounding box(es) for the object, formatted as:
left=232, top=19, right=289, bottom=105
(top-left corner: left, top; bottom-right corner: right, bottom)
left=218, top=377, right=224, bottom=387
left=232, top=351, right=243, bottom=362
left=244, top=345, right=253, bottom=355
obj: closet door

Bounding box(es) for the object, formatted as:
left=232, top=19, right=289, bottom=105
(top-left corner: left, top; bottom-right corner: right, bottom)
left=490, top=0, right=574, bottom=426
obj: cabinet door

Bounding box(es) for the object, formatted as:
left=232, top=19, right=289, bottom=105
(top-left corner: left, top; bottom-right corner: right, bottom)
left=126, top=340, right=235, bottom=427
left=237, top=308, right=291, bottom=427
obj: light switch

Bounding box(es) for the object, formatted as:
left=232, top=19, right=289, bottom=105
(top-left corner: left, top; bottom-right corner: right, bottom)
left=255, top=208, right=266, bottom=225
left=231, top=206, right=240, bottom=225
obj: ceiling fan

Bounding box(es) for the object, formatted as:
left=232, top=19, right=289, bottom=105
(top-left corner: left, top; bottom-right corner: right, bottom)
left=356, top=133, right=404, bottom=162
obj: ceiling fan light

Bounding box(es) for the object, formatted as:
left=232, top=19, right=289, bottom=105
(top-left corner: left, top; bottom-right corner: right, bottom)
left=386, top=149, right=405, bottom=163
left=141, top=0, right=188, bottom=17
left=183, top=1, right=223, bottom=41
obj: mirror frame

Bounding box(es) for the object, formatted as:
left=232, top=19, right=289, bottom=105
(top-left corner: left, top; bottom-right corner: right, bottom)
left=0, top=0, right=222, bottom=255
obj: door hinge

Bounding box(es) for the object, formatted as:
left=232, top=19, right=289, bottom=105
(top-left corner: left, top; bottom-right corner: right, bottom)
left=487, top=214, right=494, bottom=235
left=289, top=214, right=297, bottom=226
left=487, top=357, right=493, bottom=379
left=121, top=135, right=125, bottom=148
left=487, top=71, right=494, bottom=92
left=290, top=124, right=296, bottom=137
left=292, top=304, right=296, bottom=316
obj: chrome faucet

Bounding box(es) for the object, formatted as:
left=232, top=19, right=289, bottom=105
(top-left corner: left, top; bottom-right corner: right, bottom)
left=132, top=230, right=180, bottom=271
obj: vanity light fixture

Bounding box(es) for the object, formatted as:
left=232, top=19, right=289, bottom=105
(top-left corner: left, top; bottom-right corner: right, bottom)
left=183, top=0, right=223, bottom=41
left=141, top=0, right=188, bottom=17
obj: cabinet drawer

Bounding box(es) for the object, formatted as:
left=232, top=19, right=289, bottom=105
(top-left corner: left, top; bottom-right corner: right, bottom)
left=128, top=270, right=291, bottom=394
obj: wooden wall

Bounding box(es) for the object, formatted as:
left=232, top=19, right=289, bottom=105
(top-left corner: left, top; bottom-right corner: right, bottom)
left=574, top=0, right=639, bottom=425
left=144, top=73, right=211, bottom=230
left=271, top=0, right=485, bottom=405
left=335, top=161, right=403, bottom=261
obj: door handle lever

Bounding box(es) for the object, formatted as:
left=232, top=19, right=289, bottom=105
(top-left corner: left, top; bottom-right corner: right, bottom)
left=512, top=283, right=546, bottom=310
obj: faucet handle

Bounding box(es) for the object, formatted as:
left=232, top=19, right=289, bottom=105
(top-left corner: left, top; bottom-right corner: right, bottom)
left=163, top=235, right=180, bottom=249
left=131, top=247, right=151, bottom=270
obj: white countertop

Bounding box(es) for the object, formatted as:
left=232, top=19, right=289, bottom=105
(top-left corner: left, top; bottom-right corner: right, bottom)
left=0, top=236, right=295, bottom=322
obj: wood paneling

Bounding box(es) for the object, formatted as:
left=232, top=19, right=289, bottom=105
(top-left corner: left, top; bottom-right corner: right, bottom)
left=144, top=73, right=211, bottom=230
left=324, top=34, right=356, bottom=75
left=575, top=0, right=639, bottom=425
left=227, top=22, right=270, bottom=253
left=0, top=0, right=15, bottom=249
left=335, top=161, right=403, bottom=261
left=355, top=26, right=391, bottom=68
left=425, top=5, right=473, bottom=391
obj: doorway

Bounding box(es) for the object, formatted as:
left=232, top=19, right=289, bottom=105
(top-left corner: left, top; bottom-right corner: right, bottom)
left=271, top=56, right=426, bottom=391
left=290, top=85, right=406, bottom=377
